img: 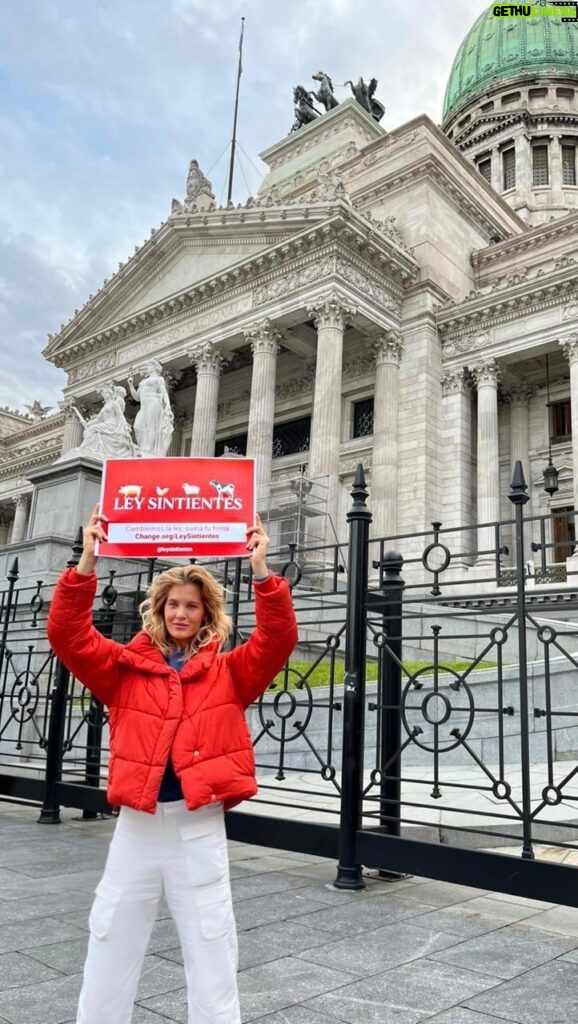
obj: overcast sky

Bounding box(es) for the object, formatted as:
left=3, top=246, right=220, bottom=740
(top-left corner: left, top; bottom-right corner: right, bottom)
left=0, top=0, right=489, bottom=414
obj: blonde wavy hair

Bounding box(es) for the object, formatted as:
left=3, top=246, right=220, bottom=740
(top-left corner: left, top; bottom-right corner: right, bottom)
left=139, top=564, right=232, bottom=658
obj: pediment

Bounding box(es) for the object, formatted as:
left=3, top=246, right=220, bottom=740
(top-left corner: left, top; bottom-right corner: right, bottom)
left=44, top=212, right=317, bottom=361
left=100, top=235, right=281, bottom=325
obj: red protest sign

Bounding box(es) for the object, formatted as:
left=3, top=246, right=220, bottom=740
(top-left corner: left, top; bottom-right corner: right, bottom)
left=97, top=457, right=256, bottom=559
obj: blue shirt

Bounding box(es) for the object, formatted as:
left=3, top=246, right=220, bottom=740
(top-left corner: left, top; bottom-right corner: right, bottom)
left=157, top=649, right=187, bottom=802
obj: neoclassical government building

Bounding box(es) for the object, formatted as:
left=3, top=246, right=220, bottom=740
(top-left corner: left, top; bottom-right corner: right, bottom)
left=2, top=5, right=578, bottom=577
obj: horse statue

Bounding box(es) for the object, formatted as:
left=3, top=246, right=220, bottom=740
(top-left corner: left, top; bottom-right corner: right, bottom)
left=291, top=85, right=320, bottom=132
left=345, top=77, right=385, bottom=122
left=311, top=71, right=339, bottom=112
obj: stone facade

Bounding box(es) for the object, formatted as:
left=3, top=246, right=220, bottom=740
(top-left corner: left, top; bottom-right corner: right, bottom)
left=1, top=37, right=577, bottom=582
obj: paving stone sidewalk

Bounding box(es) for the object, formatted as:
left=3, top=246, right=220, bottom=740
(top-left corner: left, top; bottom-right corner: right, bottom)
left=1, top=805, right=578, bottom=1024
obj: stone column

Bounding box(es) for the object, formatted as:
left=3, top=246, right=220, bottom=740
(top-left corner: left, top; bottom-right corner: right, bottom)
left=168, top=410, right=187, bottom=457
left=514, top=132, right=531, bottom=198
left=509, top=384, right=532, bottom=486
left=0, top=509, right=11, bottom=546
left=11, top=494, right=30, bottom=544
left=491, top=147, right=501, bottom=192
left=550, top=134, right=563, bottom=203
left=472, top=360, right=501, bottom=562
left=509, top=382, right=533, bottom=555
left=307, top=292, right=356, bottom=523
left=59, top=399, right=84, bottom=454
left=188, top=343, right=223, bottom=458
left=441, top=367, right=473, bottom=561
left=561, top=334, right=578, bottom=513
left=244, top=318, right=281, bottom=509
left=371, top=331, right=403, bottom=539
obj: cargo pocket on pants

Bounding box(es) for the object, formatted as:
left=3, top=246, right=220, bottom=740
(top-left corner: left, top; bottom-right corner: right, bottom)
left=88, top=883, right=121, bottom=941
left=179, top=821, right=227, bottom=888
left=197, top=883, right=235, bottom=941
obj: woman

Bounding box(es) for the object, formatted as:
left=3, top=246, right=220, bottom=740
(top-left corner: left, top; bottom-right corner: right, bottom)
left=128, top=360, right=174, bottom=457
left=47, top=507, right=297, bottom=1024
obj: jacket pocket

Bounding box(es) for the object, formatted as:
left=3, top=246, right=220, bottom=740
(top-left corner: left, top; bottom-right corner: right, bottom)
left=88, top=882, right=120, bottom=940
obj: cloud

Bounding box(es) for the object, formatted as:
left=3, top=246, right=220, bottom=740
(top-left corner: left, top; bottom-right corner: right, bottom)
left=0, top=0, right=489, bottom=412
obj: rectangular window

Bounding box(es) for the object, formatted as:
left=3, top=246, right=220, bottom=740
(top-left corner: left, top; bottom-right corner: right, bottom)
left=501, top=91, right=521, bottom=107
left=478, top=157, right=491, bottom=183
left=502, top=148, right=516, bottom=191
left=532, top=145, right=549, bottom=186
left=551, top=399, right=572, bottom=443
left=272, top=416, right=311, bottom=458
left=480, top=100, right=494, bottom=113
left=353, top=398, right=374, bottom=438
left=553, top=506, right=576, bottom=563
left=214, top=432, right=247, bottom=457
left=562, top=145, right=577, bottom=186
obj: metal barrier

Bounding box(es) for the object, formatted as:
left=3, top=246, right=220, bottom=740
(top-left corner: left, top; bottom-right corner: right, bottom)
left=1, top=462, right=578, bottom=906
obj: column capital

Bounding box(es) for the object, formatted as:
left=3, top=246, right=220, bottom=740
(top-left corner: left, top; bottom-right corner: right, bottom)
left=374, top=331, right=403, bottom=367
left=471, top=359, right=501, bottom=389
left=243, top=317, right=282, bottom=356
left=188, top=342, right=224, bottom=376
left=12, top=493, right=30, bottom=511
left=308, top=291, right=356, bottom=331
left=441, top=366, right=471, bottom=396
left=507, top=382, right=534, bottom=407
left=561, top=333, right=578, bottom=365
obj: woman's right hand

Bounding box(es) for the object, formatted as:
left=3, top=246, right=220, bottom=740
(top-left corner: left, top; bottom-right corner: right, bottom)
left=76, top=504, right=109, bottom=575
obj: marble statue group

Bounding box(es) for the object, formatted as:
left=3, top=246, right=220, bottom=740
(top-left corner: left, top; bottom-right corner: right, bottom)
left=291, top=70, right=385, bottom=131
left=61, top=361, right=174, bottom=462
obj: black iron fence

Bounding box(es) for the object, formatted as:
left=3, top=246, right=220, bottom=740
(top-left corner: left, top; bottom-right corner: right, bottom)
left=2, top=462, right=578, bottom=906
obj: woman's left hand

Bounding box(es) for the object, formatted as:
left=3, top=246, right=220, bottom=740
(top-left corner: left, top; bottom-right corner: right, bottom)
left=246, top=515, right=270, bottom=578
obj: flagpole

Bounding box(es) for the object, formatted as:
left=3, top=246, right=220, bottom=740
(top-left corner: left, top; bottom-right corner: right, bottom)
left=226, top=17, right=245, bottom=206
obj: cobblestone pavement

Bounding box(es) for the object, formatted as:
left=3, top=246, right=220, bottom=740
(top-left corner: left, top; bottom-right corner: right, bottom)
left=1, top=804, right=578, bottom=1023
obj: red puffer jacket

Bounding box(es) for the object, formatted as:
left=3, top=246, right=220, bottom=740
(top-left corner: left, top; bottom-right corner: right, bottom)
left=47, top=568, right=298, bottom=814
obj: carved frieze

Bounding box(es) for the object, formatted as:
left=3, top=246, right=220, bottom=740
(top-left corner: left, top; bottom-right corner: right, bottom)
left=275, top=366, right=317, bottom=400
left=443, top=330, right=492, bottom=358
left=342, top=352, right=376, bottom=379
left=253, top=258, right=336, bottom=306
left=335, top=260, right=400, bottom=314
left=339, top=452, right=373, bottom=476
left=67, top=352, right=117, bottom=384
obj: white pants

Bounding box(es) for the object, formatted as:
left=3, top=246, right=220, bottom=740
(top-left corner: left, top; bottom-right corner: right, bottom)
left=77, top=800, right=240, bottom=1024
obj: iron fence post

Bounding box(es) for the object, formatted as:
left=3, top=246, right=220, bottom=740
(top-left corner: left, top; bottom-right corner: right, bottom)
left=335, top=464, right=371, bottom=890
left=377, top=551, right=405, bottom=874
left=508, top=461, right=534, bottom=860
left=39, top=529, right=83, bottom=825
left=0, top=558, right=19, bottom=682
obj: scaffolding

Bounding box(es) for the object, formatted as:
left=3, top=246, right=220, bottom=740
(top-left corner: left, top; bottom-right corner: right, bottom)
left=259, top=469, right=330, bottom=579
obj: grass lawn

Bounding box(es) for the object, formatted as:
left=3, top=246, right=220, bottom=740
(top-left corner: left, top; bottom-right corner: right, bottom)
left=271, top=659, right=495, bottom=689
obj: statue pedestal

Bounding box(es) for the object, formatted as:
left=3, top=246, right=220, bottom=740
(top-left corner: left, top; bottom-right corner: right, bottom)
left=0, top=458, right=103, bottom=583
left=27, top=456, right=103, bottom=543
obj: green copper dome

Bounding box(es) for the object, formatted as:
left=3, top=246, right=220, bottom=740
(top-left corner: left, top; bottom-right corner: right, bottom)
left=443, top=6, right=578, bottom=122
